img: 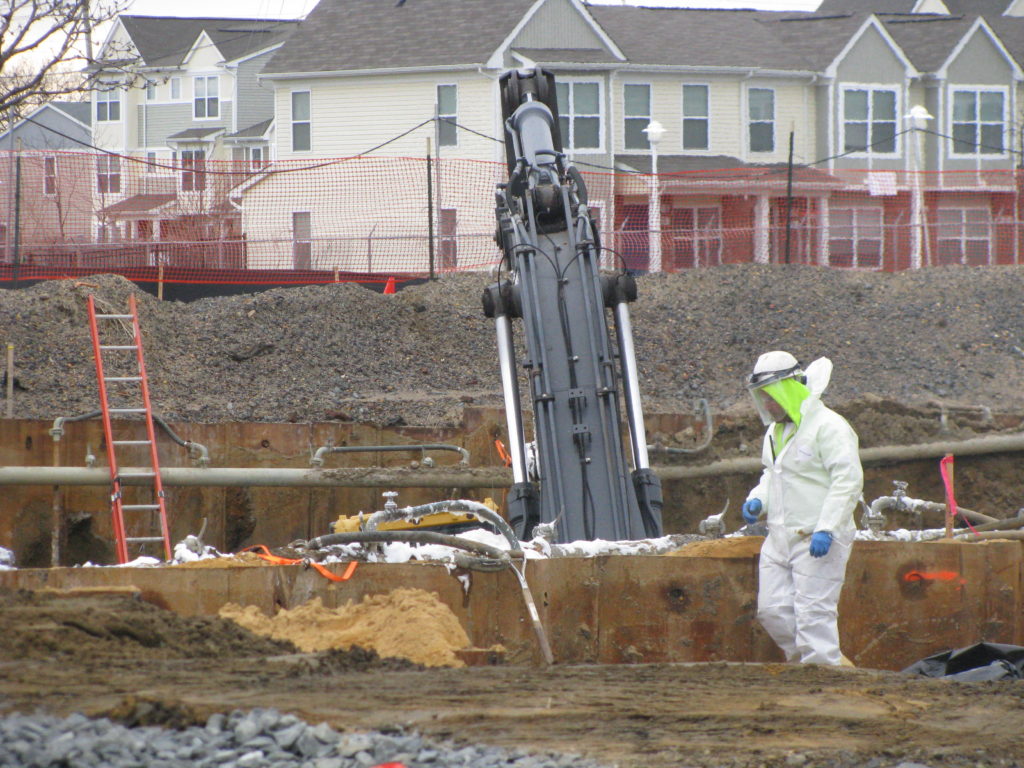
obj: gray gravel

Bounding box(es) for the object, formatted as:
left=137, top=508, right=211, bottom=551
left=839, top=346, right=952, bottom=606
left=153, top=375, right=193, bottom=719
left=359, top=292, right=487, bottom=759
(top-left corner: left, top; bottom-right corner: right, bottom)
left=3, top=264, right=1024, bottom=426
left=0, top=709, right=607, bottom=768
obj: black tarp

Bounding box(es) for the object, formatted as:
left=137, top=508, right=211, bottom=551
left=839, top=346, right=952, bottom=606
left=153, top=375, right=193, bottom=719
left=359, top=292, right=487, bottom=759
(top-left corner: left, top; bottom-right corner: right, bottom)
left=903, top=642, right=1024, bottom=681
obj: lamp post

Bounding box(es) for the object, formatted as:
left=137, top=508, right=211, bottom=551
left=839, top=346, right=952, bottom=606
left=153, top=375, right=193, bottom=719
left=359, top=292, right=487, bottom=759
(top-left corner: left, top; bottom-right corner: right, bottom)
left=905, top=105, right=933, bottom=269
left=643, top=119, right=666, bottom=273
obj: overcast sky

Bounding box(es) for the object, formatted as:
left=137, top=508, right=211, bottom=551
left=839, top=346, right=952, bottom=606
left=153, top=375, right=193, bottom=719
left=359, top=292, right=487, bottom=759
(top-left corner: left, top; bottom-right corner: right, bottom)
left=121, top=0, right=823, bottom=19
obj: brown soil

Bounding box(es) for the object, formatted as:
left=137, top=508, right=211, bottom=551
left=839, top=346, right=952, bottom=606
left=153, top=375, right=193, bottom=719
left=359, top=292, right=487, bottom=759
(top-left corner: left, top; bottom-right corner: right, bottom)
left=219, top=588, right=472, bottom=666
left=1, top=590, right=1022, bottom=768
left=668, top=535, right=766, bottom=558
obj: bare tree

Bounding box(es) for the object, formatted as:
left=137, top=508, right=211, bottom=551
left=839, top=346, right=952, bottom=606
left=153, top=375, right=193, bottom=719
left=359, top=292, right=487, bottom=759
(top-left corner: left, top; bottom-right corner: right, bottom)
left=1, top=0, right=128, bottom=129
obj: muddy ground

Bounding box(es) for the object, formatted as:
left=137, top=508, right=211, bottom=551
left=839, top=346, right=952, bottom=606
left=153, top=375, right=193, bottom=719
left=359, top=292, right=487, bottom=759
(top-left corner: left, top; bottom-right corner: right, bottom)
left=0, top=591, right=1022, bottom=768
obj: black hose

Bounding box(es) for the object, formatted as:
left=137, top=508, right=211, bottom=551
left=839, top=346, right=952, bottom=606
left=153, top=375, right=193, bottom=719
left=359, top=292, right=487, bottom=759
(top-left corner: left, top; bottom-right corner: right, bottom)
left=305, top=530, right=514, bottom=561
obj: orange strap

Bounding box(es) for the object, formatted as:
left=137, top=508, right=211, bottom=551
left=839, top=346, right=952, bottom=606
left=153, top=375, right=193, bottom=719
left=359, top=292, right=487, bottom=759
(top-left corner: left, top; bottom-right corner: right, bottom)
left=494, top=439, right=512, bottom=467
left=241, top=545, right=358, bottom=583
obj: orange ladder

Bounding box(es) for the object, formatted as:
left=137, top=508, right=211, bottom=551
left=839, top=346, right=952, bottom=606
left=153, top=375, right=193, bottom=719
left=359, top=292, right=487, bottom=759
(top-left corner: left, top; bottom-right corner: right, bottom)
left=87, top=293, right=171, bottom=563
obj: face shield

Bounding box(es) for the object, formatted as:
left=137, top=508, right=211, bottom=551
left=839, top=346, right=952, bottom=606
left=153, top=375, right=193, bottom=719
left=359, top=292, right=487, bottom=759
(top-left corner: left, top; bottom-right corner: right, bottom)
left=747, top=373, right=810, bottom=427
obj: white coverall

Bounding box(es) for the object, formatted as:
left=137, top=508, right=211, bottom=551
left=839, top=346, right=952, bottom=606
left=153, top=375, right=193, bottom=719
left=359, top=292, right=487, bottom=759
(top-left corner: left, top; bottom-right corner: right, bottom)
left=745, top=358, right=863, bottom=665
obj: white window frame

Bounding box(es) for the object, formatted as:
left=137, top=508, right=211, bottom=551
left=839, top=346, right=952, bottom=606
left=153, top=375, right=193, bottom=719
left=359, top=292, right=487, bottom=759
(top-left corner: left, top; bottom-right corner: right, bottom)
left=840, top=84, right=900, bottom=158
left=293, top=211, right=312, bottom=269
left=623, top=83, right=652, bottom=151
left=669, top=205, right=722, bottom=267
left=936, top=206, right=993, bottom=266
left=681, top=83, right=711, bottom=152
left=248, top=146, right=265, bottom=170
left=193, top=75, right=219, bottom=119
left=828, top=206, right=884, bottom=270
left=96, top=88, right=120, bottom=122
left=170, top=77, right=182, bottom=101
left=43, top=156, right=57, bottom=196
left=746, top=87, right=775, bottom=154
left=291, top=90, right=311, bottom=152
left=96, top=155, right=121, bottom=194
left=145, top=82, right=156, bottom=101
left=949, top=86, right=1008, bottom=158
left=555, top=77, right=604, bottom=153
left=436, top=84, right=458, bottom=148
left=179, top=149, right=206, bottom=192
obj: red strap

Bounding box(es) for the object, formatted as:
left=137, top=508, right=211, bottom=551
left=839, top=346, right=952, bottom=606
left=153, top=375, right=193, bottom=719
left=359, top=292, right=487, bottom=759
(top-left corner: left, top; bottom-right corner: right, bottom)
left=939, top=455, right=978, bottom=535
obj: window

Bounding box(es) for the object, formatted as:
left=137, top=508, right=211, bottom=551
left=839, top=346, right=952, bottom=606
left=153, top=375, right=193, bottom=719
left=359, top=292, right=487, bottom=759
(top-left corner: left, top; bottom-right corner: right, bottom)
left=145, top=151, right=157, bottom=172
left=43, top=157, right=57, bottom=196
left=249, top=146, right=265, bottom=170
left=194, top=75, right=219, bottom=118
left=146, top=82, right=156, bottom=101
left=180, top=149, right=206, bottom=191
left=555, top=80, right=601, bottom=150
left=170, top=77, right=182, bottom=100
left=96, top=89, right=120, bottom=122
left=436, top=84, right=457, bottom=147
left=291, top=91, right=311, bottom=152
left=842, top=87, right=897, bottom=154
left=97, top=155, right=120, bottom=194
left=829, top=207, right=883, bottom=269
left=952, top=89, right=1005, bottom=156
left=748, top=88, right=775, bottom=153
left=623, top=84, right=651, bottom=150
left=937, top=208, right=991, bottom=266
left=439, top=208, right=457, bottom=268
left=670, top=206, right=722, bottom=268
left=682, top=84, right=709, bottom=150
left=293, top=212, right=312, bottom=269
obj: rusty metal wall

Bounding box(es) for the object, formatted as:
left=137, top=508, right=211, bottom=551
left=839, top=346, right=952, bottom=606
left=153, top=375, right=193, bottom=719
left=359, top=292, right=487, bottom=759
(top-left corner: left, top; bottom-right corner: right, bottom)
left=2, top=540, right=1020, bottom=671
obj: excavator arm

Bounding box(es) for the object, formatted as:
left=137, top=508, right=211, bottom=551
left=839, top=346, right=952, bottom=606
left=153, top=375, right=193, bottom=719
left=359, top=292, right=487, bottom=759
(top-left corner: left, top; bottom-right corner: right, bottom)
left=483, top=67, right=663, bottom=544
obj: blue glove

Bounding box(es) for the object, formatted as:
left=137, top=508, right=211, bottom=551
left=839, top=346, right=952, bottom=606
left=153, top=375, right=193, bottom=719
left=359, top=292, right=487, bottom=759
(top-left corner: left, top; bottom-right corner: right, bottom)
left=741, top=498, right=762, bottom=524
left=809, top=531, right=832, bottom=558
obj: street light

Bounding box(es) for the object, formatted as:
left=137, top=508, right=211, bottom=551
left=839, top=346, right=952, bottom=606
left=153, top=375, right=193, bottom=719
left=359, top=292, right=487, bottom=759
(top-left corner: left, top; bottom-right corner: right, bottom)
left=643, top=120, right=666, bottom=273
left=905, top=105, right=933, bottom=269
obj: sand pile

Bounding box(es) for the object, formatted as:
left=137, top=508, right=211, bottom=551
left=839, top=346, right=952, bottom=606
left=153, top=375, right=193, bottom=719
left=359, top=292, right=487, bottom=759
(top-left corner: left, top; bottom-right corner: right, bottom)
left=220, top=587, right=471, bottom=667
left=669, top=536, right=765, bottom=558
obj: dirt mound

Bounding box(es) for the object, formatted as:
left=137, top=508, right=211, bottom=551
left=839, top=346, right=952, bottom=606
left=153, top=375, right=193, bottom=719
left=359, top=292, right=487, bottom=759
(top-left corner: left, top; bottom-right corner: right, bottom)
left=219, top=588, right=471, bottom=667
left=0, top=588, right=296, bottom=661
left=668, top=535, right=765, bottom=557
left=4, top=265, right=1024, bottom=428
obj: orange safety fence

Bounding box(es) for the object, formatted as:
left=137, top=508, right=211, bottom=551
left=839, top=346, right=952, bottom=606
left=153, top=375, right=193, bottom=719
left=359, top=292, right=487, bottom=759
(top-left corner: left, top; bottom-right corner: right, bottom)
left=3, top=150, right=1024, bottom=287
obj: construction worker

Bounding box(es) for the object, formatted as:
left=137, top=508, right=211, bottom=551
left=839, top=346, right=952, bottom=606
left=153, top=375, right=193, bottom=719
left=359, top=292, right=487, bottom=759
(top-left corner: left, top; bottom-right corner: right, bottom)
left=741, top=351, right=863, bottom=666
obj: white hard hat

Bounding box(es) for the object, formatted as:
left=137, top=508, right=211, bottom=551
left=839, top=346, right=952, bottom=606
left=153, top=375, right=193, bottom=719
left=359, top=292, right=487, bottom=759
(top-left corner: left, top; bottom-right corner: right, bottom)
left=747, top=350, right=803, bottom=389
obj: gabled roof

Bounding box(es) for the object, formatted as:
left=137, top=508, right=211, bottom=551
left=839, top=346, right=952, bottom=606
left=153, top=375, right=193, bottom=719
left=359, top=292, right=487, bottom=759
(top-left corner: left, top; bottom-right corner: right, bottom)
left=101, top=194, right=177, bottom=216
left=817, top=0, right=1012, bottom=16
left=586, top=7, right=817, bottom=70
left=50, top=102, right=92, bottom=127
left=168, top=127, right=225, bottom=141
left=880, top=13, right=978, bottom=71
left=261, top=0, right=540, bottom=75
left=225, top=119, right=273, bottom=140
left=115, top=15, right=300, bottom=68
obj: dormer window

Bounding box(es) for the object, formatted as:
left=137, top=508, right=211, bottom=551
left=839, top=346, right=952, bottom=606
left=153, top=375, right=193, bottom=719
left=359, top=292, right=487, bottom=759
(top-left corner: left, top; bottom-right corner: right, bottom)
left=842, top=87, right=897, bottom=155
left=951, top=89, right=1005, bottom=156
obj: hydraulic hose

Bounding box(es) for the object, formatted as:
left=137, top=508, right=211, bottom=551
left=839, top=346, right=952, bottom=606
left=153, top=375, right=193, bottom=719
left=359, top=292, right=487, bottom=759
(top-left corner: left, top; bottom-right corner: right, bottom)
left=364, top=499, right=522, bottom=554
left=302, top=529, right=512, bottom=563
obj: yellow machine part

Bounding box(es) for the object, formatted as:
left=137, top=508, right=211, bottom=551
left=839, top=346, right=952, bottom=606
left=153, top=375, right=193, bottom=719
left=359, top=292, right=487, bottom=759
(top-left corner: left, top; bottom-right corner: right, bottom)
left=332, top=498, right=500, bottom=534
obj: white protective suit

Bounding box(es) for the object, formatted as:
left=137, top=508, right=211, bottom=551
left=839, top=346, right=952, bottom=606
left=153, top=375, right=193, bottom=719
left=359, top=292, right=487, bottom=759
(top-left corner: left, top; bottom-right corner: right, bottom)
left=745, top=358, right=863, bottom=665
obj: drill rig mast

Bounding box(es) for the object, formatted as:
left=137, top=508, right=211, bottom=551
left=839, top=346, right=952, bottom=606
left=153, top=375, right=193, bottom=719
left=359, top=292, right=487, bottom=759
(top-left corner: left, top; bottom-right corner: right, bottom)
left=483, top=67, right=663, bottom=544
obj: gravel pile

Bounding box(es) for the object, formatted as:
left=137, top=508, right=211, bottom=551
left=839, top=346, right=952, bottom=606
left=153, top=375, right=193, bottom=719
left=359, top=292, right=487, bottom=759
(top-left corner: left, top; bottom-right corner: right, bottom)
left=0, top=710, right=606, bottom=768
left=3, top=264, right=1024, bottom=426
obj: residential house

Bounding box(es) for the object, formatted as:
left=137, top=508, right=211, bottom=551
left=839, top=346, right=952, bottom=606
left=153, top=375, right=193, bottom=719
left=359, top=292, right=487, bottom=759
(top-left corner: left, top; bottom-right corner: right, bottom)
left=230, top=0, right=1024, bottom=275
left=89, top=15, right=300, bottom=260
left=0, top=101, right=94, bottom=260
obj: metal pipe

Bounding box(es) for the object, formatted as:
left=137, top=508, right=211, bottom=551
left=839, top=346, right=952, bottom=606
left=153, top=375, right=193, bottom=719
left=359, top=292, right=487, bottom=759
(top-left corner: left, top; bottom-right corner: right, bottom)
left=50, top=411, right=210, bottom=467
left=310, top=443, right=469, bottom=468
left=495, top=312, right=528, bottom=484
left=6, top=430, right=1024, bottom=488
left=955, top=530, right=1024, bottom=542
left=613, top=300, right=649, bottom=469
left=869, top=495, right=997, bottom=526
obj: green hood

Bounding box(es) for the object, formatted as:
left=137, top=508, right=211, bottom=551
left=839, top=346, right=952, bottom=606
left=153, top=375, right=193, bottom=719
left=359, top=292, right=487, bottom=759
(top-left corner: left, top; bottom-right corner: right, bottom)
left=763, top=377, right=811, bottom=426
